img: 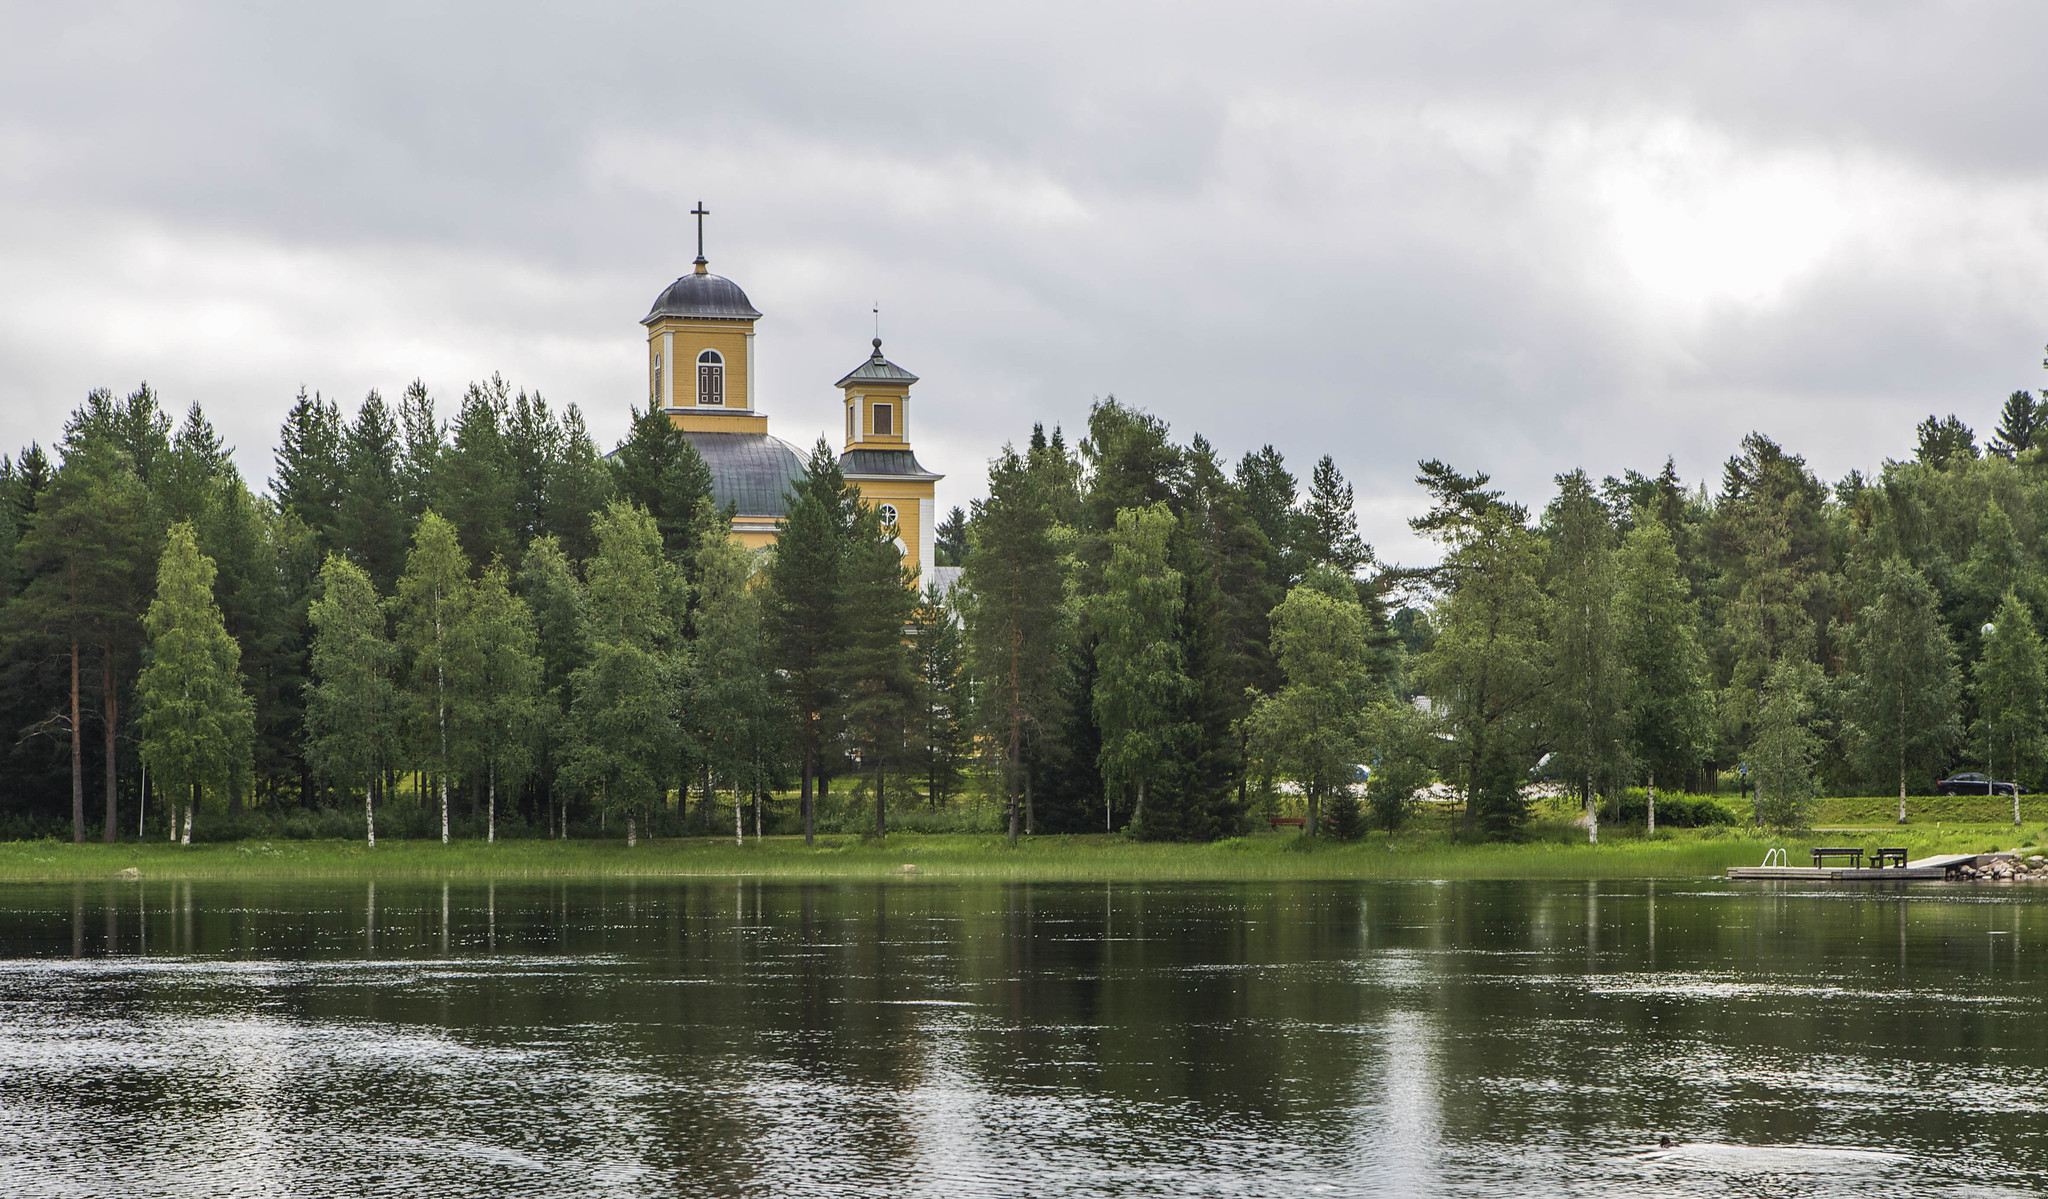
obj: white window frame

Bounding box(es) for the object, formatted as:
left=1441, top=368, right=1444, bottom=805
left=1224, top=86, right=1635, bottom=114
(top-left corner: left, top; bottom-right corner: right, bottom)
left=872, top=402, right=894, bottom=436
left=877, top=503, right=899, bottom=528
left=697, top=348, right=725, bottom=406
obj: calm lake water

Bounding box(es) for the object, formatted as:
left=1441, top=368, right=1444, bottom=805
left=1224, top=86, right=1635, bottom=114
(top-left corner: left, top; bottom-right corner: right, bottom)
left=0, top=877, right=2044, bottom=1196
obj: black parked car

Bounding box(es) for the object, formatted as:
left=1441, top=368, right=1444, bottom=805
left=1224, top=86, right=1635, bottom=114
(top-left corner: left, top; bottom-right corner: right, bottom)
left=1935, top=772, right=2026, bottom=797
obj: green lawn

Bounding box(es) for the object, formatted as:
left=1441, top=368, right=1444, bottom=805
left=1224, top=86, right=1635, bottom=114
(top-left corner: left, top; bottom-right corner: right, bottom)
left=1, top=815, right=2040, bottom=883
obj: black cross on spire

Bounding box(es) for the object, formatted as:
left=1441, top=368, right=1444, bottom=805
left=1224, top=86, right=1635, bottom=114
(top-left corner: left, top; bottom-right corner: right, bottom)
left=692, top=201, right=709, bottom=267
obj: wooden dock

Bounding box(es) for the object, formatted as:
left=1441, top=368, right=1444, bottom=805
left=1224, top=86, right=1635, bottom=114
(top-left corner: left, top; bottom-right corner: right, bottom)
left=1727, top=852, right=2009, bottom=882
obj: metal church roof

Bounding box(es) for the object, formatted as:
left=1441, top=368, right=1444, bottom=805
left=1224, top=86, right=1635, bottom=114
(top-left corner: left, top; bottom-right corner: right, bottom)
left=838, top=448, right=941, bottom=480
left=681, top=431, right=808, bottom=518
left=834, top=339, right=920, bottom=388
left=643, top=272, right=762, bottom=323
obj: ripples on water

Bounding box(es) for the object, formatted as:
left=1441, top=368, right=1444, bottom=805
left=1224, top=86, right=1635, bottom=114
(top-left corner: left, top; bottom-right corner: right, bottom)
left=0, top=878, right=2043, bottom=1196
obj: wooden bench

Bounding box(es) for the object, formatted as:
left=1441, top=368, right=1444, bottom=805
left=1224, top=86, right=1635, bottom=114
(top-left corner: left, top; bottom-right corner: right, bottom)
left=1268, top=817, right=1306, bottom=829
left=1811, top=847, right=1863, bottom=869
left=1867, top=847, right=1908, bottom=869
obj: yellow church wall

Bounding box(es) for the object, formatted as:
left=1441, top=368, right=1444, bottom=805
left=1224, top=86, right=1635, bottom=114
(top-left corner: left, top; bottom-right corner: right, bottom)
left=843, top=477, right=937, bottom=577
left=842, top=387, right=912, bottom=449
left=647, top=319, right=753, bottom=410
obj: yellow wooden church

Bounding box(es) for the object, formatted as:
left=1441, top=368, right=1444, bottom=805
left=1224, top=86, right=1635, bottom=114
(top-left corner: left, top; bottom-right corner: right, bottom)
left=640, top=213, right=943, bottom=584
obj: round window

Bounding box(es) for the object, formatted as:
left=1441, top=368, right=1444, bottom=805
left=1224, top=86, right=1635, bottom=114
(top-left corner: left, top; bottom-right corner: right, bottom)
left=877, top=503, right=899, bottom=527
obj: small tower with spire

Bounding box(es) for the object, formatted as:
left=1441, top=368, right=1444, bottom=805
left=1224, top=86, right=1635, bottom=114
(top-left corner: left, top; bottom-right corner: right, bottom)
left=837, top=335, right=943, bottom=581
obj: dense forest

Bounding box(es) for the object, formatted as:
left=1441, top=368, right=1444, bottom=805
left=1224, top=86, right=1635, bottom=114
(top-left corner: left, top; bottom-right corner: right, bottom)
left=3, top=362, right=2047, bottom=843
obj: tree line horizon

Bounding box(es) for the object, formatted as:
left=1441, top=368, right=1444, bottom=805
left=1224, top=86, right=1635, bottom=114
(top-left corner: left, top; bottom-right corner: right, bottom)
left=2, top=361, right=2046, bottom=844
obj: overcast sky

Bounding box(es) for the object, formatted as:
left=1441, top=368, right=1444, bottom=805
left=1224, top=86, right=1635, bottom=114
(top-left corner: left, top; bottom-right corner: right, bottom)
left=5, top=2, right=2047, bottom=565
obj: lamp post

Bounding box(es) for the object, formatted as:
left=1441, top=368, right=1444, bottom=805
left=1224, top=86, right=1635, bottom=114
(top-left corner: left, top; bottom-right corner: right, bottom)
left=1983, top=621, right=2016, bottom=825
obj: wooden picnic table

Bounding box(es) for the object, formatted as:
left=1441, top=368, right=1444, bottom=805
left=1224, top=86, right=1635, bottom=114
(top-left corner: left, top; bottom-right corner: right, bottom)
left=1867, top=847, right=1908, bottom=869
left=1811, top=847, right=1863, bottom=869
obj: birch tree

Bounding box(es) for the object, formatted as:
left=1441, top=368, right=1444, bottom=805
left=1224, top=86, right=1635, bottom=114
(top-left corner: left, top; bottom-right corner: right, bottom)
left=1092, top=503, right=1192, bottom=835
left=1845, top=556, right=1959, bottom=822
left=460, top=559, right=541, bottom=842
left=307, top=555, right=396, bottom=846
left=136, top=523, right=252, bottom=845
left=394, top=512, right=474, bottom=843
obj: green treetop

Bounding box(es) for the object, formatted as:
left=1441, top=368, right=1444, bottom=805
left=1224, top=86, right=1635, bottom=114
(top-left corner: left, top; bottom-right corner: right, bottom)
left=1251, top=581, right=1371, bottom=837
left=393, top=512, right=475, bottom=844
left=136, top=522, right=253, bottom=845
left=1092, top=503, right=1193, bottom=835
left=306, top=554, right=396, bottom=846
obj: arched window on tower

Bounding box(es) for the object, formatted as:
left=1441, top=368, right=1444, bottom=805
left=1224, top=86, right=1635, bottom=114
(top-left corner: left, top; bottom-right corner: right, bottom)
left=697, top=349, right=724, bottom=406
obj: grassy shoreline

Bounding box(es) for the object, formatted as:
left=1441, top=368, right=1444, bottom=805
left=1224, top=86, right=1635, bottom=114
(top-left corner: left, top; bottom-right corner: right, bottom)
left=0, top=822, right=2039, bottom=884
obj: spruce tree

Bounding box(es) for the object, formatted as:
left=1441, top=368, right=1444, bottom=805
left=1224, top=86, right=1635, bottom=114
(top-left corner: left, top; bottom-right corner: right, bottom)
left=1543, top=470, right=1625, bottom=843
left=306, top=555, right=396, bottom=846
left=910, top=581, right=969, bottom=809
left=393, top=512, right=475, bottom=843
left=1751, top=658, right=1822, bottom=829
left=338, top=391, right=409, bottom=593
left=504, top=387, right=560, bottom=549
left=1300, top=454, right=1370, bottom=576
left=136, top=523, right=253, bottom=845
left=1411, top=462, right=1544, bottom=836
left=397, top=379, right=443, bottom=522
left=274, top=389, right=345, bottom=548
left=440, top=377, right=516, bottom=567
left=763, top=441, right=855, bottom=844
left=544, top=405, right=614, bottom=563
left=561, top=502, right=679, bottom=845
left=1846, top=556, right=1959, bottom=821
left=962, top=444, right=1069, bottom=842
left=518, top=535, right=588, bottom=836
left=1990, top=390, right=2042, bottom=458
left=610, top=405, right=715, bottom=561
left=829, top=503, right=918, bottom=838
left=1235, top=445, right=1302, bottom=590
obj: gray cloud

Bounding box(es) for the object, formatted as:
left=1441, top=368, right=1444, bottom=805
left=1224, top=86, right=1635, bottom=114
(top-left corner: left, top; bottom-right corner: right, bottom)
left=4, top=1, right=2047, bottom=565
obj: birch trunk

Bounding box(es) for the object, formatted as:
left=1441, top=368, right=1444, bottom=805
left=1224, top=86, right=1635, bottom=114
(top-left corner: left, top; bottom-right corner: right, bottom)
left=181, top=787, right=192, bottom=845
left=1647, top=772, right=1656, bottom=835
left=735, top=781, right=743, bottom=847
left=1587, top=780, right=1599, bottom=845
left=365, top=783, right=376, bottom=849
left=487, top=761, right=496, bottom=844
left=627, top=813, right=637, bottom=848
left=1133, top=777, right=1147, bottom=832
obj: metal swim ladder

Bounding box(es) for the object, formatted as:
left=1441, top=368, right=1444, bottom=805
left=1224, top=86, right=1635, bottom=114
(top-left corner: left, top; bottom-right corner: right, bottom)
left=1760, top=848, right=1788, bottom=868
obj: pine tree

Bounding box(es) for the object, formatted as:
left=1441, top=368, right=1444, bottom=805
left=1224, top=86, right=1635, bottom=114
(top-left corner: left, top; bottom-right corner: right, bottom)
left=392, top=512, right=475, bottom=843
left=561, top=502, right=679, bottom=846
left=13, top=440, right=156, bottom=841
left=1914, top=414, right=1979, bottom=468
left=763, top=441, right=855, bottom=844
left=962, top=444, right=1069, bottom=842
left=1092, top=504, right=1193, bottom=836
left=306, top=555, right=396, bottom=846
left=504, top=387, right=561, bottom=549
left=1846, top=556, right=1960, bottom=821
left=136, top=523, right=253, bottom=845
left=1715, top=434, right=1832, bottom=754
left=1250, top=583, right=1370, bottom=837
left=1543, top=470, right=1625, bottom=843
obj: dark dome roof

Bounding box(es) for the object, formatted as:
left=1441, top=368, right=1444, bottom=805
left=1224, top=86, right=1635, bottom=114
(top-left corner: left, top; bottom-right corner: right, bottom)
left=682, top=432, right=807, bottom=518
left=643, top=271, right=762, bottom=324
